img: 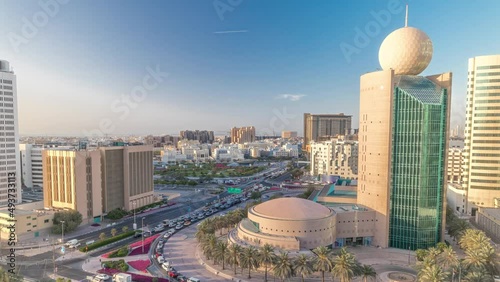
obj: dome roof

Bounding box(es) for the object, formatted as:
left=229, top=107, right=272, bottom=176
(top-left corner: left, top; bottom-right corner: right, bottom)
left=379, top=27, right=433, bottom=75
left=253, top=198, right=332, bottom=220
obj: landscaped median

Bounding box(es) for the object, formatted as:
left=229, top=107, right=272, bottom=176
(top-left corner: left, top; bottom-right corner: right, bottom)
left=79, top=231, right=136, bottom=252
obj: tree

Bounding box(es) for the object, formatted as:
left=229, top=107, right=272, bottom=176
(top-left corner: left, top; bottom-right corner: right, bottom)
left=419, top=264, right=448, bottom=282
left=201, top=234, right=217, bottom=262
left=227, top=244, right=242, bottom=275
left=463, top=271, right=494, bottom=282
left=312, top=246, right=333, bottom=282
left=99, top=232, right=106, bottom=241
left=437, top=245, right=458, bottom=271
left=358, top=265, right=377, bottom=282
left=122, top=226, right=129, bottom=233
left=250, top=191, right=262, bottom=200
left=241, top=246, right=260, bottom=279
left=273, top=251, right=294, bottom=282
left=111, top=228, right=117, bottom=237
left=259, top=244, right=277, bottom=282
left=293, top=253, right=313, bottom=282
left=213, top=241, right=229, bottom=269
left=331, top=247, right=357, bottom=282
left=51, top=210, right=83, bottom=234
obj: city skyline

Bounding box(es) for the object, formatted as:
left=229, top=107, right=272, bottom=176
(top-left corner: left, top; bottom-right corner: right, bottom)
left=1, top=1, right=500, bottom=136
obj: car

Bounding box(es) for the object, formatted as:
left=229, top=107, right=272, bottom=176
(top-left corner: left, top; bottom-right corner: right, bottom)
left=177, top=275, right=188, bottom=282
left=175, top=224, right=183, bottom=230
left=168, top=270, right=179, bottom=278
left=157, top=256, right=165, bottom=264
left=91, top=223, right=100, bottom=227
left=162, top=263, right=172, bottom=271
left=163, top=233, right=171, bottom=239
left=69, top=242, right=81, bottom=249
left=184, top=221, right=191, bottom=226
left=94, top=274, right=110, bottom=281
left=158, top=242, right=164, bottom=248
left=159, top=238, right=165, bottom=243
left=168, top=222, right=176, bottom=227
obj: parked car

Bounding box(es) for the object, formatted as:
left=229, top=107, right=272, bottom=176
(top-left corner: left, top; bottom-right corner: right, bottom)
left=168, top=270, right=179, bottom=278
left=183, top=221, right=191, bottom=226
left=157, top=256, right=165, bottom=264
left=175, top=224, right=183, bottom=230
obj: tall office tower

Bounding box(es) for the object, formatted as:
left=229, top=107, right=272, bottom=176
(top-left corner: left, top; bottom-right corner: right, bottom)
left=463, top=55, right=500, bottom=215
left=231, top=126, right=256, bottom=144
left=0, top=60, right=21, bottom=206
left=358, top=14, right=451, bottom=250
left=43, top=150, right=103, bottom=222
left=19, top=144, right=44, bottom=189
left=303, top=113, right=352, bottom=153
left=100, top=145, right=154, bottom=212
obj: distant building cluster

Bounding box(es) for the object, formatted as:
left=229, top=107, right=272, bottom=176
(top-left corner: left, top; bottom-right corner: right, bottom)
left=180, top=130, right=215, bottom=144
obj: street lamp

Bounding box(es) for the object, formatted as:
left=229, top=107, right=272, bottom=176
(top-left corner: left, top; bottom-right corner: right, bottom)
left=133, top=201, right=137, bottom=230
left=142, top=217, right=146, bottom=253
left=61, top=221, right=65, bottom=245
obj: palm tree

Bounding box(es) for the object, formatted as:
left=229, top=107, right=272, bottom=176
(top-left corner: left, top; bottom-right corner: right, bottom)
left=122, top=226, right=128, bottom=233
left=259, top=244, right=277, bottom=282
left=99, top=232, right=106, bottom=241
left=111, top=228, right=117, bottom=237
left=213, top=241, right=229, bottom=269
left=331, top=248, right=357, bottom=282
left=463, top=271, right=494, bottom=282
left=241, top=246, right=260, bottom=279
left=312, top=246, right=333, bottom=282
left=358, top=265, right=377, bottom=282
left=419, top=264, right=448, bottom=282
left=273, top=251, right=294, bottom=282
left=438, top=245, right=459, bottom=271
left=463, top=245, right=500, bottom=275
left=195, top=227, right=207, bottom=242
left=201, top=233, right=217, bottom=261
left=227, top=244, right=242, bottom=275
left=293, top=253, right=313, bottom=282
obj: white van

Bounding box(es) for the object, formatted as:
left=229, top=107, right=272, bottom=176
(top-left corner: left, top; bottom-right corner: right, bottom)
left=65, top=239, right=78, bottom=246
left=188, top=278, right=200, bottom=282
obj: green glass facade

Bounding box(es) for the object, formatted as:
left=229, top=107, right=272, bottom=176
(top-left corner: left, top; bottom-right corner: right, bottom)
left=389, top=76, right=447, bottom=250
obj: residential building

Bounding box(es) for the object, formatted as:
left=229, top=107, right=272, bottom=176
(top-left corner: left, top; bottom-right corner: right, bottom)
left=303, top=113, right=352, bottom=153
left=19, top=144, right=44, bottom=189
left=281, top=131, right=298, bottom=139
left=43, top=149, right=103, bottom=222
left=448, top=146, right=465, bottom=184
left=357, top=23, right=451, bottom=250
left=463, top=54, right=500, bottom=215
left=100, top=145, right=154, bottom=212
left=0, top=60, right=21, bottom=207
left=180, top=130, right=214, bottom=144
left=0, top=202, right=53, bottom=240
left=231, top=126, right=255, bottom=144
left=310, top=137, right=358, bottom=180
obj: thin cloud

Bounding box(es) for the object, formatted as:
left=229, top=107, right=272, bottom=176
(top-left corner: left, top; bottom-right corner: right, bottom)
left=213, top=30, right=248, bottom=34
left=276, top=94, right=306, bottom=101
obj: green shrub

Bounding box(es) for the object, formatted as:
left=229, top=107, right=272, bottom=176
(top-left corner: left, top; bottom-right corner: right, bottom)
left=108, top=246, right=130, bottom=258
left=105, top=208, right=128, bottom=220
left=79, top=231, right=135, bottom=252
left=103, top=259, right=129, bottom=271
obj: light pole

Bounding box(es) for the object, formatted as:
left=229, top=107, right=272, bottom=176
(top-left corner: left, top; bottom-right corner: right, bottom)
left=408, top=247, right=411, bottom=265
left=142, top=217, right=146, bottom=253
left=61, top=221, right=65, bottom=245
left=133, top=201, right=137, bottom=230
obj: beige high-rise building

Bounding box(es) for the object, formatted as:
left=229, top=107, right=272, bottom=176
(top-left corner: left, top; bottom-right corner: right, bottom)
left=448, top=148, right=464, bottom=184
left=43, top=150, right=102, bottom=222
left=310, top=138, right=358, bottom=179
left=303, top=113, right=352, bottom=153
left=358, top=18, right=451, bottom=250
left=100, top=145, right=154, bottom=212
left=231, top=126, right=255, bottom=144
left=463, top=54, right=500, bottom=215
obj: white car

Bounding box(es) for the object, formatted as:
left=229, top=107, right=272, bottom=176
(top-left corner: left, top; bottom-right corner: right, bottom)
left=94, top=274, right=110, bottom=281
left=157, top=256, right=165, bottom=264
left=69, top=242, right=81, bottom=249
left=175, top=224, right=183, bottom=230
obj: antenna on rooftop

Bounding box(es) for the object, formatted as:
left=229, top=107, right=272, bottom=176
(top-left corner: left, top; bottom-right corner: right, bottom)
left=405, top=4, right=408, bottom=27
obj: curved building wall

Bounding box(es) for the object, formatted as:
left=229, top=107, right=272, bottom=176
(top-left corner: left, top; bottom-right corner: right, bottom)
left=247, top=207, right=336, bottom=250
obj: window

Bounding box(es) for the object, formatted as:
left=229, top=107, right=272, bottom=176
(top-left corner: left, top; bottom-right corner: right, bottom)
left=44, top=219, right=49, bottom=223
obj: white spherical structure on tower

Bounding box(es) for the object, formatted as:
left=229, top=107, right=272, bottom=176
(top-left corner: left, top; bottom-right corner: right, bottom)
left=379, top=26, right=433, bottom=75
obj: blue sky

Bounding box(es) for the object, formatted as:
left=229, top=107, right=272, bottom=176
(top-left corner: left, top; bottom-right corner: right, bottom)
left=1, top=0, right=499, bottom=136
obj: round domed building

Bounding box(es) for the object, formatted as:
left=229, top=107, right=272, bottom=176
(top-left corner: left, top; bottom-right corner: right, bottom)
left=229, top=198, right=336, bottom=251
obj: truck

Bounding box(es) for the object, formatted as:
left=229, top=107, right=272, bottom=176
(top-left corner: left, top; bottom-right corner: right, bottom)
left=112, top=273, right=132, bottom=282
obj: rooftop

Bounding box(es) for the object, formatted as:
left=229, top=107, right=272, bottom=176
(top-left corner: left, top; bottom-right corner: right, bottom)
left=252, top=198, right=333, bottom=220
left=480, top=208, right=500, bottom=220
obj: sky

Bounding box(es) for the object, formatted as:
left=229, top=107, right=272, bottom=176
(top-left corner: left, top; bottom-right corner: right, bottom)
left=1, top=0, right=499, bottom=137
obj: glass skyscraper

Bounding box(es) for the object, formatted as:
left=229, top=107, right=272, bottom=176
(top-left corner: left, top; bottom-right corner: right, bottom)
left=389, top=76, right=448, bottom=250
